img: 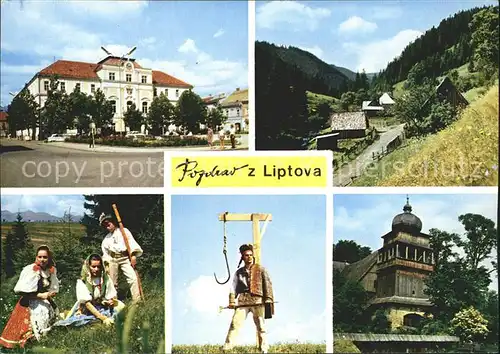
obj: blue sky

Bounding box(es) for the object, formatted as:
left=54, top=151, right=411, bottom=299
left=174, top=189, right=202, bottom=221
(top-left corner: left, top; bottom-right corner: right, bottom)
left=1, top=194, right=86, bottom=218
left=334, top=193, right=498, bottom=289
left=256, top=0, right=497, bottom=73
left=172, top=195, right=327, bottom=345
left=1, top=0, right=248, bottom=106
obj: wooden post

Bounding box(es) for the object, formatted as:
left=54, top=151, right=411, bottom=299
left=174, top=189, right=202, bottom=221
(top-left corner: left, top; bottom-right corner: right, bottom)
left=217, top=213, right=272, bottom=265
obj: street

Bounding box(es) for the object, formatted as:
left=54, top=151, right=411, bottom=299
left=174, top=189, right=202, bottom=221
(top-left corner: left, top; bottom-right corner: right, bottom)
left=1, top=140, right=164, bottom=187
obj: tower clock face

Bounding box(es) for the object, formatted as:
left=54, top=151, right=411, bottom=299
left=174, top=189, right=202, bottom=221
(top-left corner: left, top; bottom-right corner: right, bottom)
left=126, top=62, right=133, bottom=70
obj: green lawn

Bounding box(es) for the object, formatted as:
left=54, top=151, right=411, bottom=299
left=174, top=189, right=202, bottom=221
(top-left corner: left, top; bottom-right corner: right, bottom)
left=172, top=343, right=326, bottom=353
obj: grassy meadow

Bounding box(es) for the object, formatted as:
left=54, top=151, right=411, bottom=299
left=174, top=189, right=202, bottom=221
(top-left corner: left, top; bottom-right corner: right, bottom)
left=1, top=222, right=85, bottom=247
left=0, top=275, right=164, bottom=353
left=172, top=343, right=326, bottom=353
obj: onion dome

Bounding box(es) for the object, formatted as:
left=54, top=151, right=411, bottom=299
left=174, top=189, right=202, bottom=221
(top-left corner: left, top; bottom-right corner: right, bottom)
left=391, top=196, right=422, bottom=233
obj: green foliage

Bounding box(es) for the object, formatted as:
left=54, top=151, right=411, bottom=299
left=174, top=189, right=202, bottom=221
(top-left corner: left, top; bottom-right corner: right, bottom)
left=66, top=135, right=208, bottom=147
left=147, top=93, right=175, bottom=136
left=423, top=100, right=457, bottom=135
left=90, top=88, right=114, bottom=131
left=333, top=240, right=372, bottom=263
left=457, top=213, right=497, bottom=269
left=41, top=76, right=72, bottom=137
left=420, top=318, right=451, bottom=335
left=370, top=309, right=391, bottom=333
left=479, top=291, right=499, bottom=344
left=176, top=90, right=207, bottom=134
left=68, top=89, right=92, bottom=134
left=450, top=307, right=489, bottom=343
left=470, top=6, right=499, bottom=79
left=123, top=103, right=144, bottom=132
left=394, top=82, right=435, bottom=137
left=333, top=340, right=361, bottom=353
left=206, top=104, right=226, bottom=130
left=7, top=87, right=39, bottom=139
left=340, top=91, right=356, bottom=111
left=172, top=343, right=326, bottom=353
left=2, top=213, right=34, bottom=278
left=333, top=269, right=370, bottom=332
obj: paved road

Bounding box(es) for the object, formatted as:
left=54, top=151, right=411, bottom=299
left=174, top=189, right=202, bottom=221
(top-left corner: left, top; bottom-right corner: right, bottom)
left=1, top=140, right=164, bottom=187
left=333, top=124, right=405, bottom=186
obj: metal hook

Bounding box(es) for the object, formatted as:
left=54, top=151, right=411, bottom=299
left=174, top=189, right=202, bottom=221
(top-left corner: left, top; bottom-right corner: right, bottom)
left=214, top=249, right=231, bottom=284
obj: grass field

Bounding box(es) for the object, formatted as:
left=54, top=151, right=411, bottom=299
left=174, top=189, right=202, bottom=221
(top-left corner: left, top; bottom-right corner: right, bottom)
left=353, top=85, right=498, bottom=186
left=1, top=222, right=85, bottom=246
left=172, top=343, right=326, bottom=353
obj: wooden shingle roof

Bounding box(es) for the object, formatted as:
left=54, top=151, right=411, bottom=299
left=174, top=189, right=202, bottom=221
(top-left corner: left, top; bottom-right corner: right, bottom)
left=330, top=111, right=367, bottom=131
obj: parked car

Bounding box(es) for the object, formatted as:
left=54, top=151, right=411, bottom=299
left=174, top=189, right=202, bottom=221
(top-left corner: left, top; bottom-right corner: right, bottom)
left=47, top=134, right=66, bottom=142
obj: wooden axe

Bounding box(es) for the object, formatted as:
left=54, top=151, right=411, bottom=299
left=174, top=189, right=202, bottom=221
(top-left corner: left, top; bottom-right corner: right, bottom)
left=112, top=204, right=144, bottom=300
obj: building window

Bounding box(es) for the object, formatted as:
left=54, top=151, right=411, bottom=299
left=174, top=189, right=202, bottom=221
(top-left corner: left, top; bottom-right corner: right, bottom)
left=110, top=100, right=116, bottom=113
left=109, top=72, right=115, bottom=81
left=44, top=80, right=49, bottom=91
left=142, top=102, right=148, bottom=114
left=60, top=82, right=66, bottom=92
left=236, top=109, right=240, bottom=116
left=75, top=83, right=81, bottom=92
left=91, top=84, right=95, bottom=93
left=165, top=89, right=168, bottom=96
left=141, top=75, right=147, bottom=84
left=175, top=89, right=179, bottom=98
left=127, top=100, right=133, bottom=111
left=126, top=74, right=132, bottom=82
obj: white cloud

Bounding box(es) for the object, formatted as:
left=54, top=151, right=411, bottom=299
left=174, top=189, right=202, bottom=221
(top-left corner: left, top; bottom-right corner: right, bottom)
left=213, top=28, right=225, bottom=38
left=185, top=275, right=231, bottom=314
left=338, top=16, right=377, bottom=34
left=178, top=39, right=198, bottom=54
left=257, top=1, right=331, bottom=32
left=342, top=29, right=422, bottom=72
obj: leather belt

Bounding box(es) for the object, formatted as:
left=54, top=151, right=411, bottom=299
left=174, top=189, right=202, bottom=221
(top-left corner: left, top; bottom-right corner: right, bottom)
left=109, top=251, right=128, bottom=258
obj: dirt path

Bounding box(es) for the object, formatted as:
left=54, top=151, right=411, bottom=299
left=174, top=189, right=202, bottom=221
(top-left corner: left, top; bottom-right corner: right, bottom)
left=333, top=124, right=405, bottom=186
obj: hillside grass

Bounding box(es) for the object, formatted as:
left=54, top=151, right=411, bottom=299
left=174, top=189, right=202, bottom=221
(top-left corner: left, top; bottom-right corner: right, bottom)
left=172, top=343, right=326, bottom=353
left=392, top=80, right=407, bottom=99
left=1, top=222, right=85, bottom=246
left=333, top=340, right=361, bottom=353
left=378, top=85, right=498, bottom=186
left=1, top=274, right=165, bottom=353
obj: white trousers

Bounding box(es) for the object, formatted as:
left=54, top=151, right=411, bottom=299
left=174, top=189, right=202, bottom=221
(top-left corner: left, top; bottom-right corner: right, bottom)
left=108, top=256, right=141, bottom=301
left=223, top=305, right=268, bottom=352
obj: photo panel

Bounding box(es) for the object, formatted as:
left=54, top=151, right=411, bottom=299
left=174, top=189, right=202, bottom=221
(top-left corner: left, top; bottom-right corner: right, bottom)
left=0, top=193, right=165, bottom=352
left=254, top=1, right=498, bottom=188
left=171, top=194, right=327, bottom=353
left=1, top=0, right=249, bottom=188
left=332, top=192, right=498, bottom=353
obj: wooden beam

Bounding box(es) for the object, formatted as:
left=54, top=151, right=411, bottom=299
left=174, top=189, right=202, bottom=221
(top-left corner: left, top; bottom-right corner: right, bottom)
left=218, top=213, right=272, bottom=222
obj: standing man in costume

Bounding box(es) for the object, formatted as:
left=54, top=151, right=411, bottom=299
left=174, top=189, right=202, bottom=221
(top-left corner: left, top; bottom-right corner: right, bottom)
left=222, top=244, right=274, bottom=354
left=99, top=213, right=143, bottom=302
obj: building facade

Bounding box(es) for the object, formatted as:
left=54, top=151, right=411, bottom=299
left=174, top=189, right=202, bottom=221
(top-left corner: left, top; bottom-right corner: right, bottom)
left=22, top=56, right=192, bottom=134
left=220, top=87, right=248, bottom=132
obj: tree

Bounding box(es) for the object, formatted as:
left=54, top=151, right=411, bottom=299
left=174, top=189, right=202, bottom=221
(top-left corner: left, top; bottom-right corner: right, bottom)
left=175, top=90, right=207, bottom=134
left=41, top=76, right=71, bottom=137
left=407, top=62, right=427, bottom=87
left=423, top=100, right=457, bottom=134
left=205, top=103, right=226, bottom=130
left=470, top=6, right=499, bottom=78
left=394, top=83, right=435, bottom=137
left=340, top=91, right=356, bottom=111
left=68, top=89, right=92, bottom=135
left=146, top=93, right=175, bottom=136
left=7, top=89, right=39, bottom=139
left=3, top=213, right=34, bottom=278
left=123, top=103, right=143, bottom=132
left=457, top=213, right=497, bottom=269
left=450, top=307, right=489, bottom=344
left=89, top=88, right=114, bottom=133
left=370, top=309, right=391, bottom=333
left=333, top=240, right=372, bottom=263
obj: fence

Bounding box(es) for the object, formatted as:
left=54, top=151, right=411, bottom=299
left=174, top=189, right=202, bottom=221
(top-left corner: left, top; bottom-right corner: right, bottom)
left=372, top=131, right=406, bottom=161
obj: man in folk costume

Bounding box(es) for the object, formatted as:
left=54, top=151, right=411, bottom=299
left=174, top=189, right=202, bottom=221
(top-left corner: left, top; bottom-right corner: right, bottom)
left=99, top=213, right=143, bottom=302
left=222, top=244, right=274, bottom=354
left=0, top=245, right=59, bottom=349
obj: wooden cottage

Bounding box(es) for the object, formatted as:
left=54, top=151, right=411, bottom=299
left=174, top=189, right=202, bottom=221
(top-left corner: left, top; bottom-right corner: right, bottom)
left=330, top=111, right=369, bottom=139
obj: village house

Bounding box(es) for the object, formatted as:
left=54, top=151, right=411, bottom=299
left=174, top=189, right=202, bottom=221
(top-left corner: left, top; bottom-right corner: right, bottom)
left=329, top=111, right=369, bottom=139
left=379, top=92, right=395, bottom=108
left=0, top=111, right=8, bottom=138
left=434, top=76, right=468, bottom=107
left=202, top=93, right=226, bottom=111
left=13, top=54, right=192, bottom=137
left=220, top=87, right=248, bottom=132
left=361, top=100, right=384, bottom=118
left=334, top=197, right=435, bottom=330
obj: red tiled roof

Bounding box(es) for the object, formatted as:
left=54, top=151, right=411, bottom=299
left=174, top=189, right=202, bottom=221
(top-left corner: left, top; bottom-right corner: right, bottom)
left=152, top=70, right=192, bottom=88
left=39, top=60, right=100, bottom=80
left=98, top=57, right=143, bottom=69
left=0, top=112, right=8, bottom=122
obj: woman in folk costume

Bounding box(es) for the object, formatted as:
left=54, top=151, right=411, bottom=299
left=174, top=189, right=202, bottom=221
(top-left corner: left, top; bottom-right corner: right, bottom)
left=54, top=254, right=124, bottom=327
left=0, top=245, right=59, bottom=349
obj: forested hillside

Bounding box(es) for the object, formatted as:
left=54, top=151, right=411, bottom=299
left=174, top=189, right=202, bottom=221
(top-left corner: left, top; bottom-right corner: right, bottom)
left=373, top=5, right=496, bottom=89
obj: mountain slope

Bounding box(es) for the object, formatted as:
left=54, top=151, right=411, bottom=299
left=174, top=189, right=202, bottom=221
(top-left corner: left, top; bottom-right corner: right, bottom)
left=1, top=210, right=83, bottom=222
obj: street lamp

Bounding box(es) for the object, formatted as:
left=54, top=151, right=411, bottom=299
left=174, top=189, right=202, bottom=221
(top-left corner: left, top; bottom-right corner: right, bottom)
left=101, top=45, right=137, bottom=135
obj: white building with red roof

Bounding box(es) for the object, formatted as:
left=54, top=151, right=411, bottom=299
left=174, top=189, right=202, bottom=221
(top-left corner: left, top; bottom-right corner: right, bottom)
left=24, top=55, right=192, bottom=132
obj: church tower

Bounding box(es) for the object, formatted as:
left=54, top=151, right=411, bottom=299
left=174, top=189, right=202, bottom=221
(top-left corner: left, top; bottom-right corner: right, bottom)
left=370, top=196, right=435, bottom=329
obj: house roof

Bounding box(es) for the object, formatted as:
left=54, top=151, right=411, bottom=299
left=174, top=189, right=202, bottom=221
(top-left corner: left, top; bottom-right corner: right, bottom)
left=97, top=56, right=143, bottom=69
left=369, top=295, right=432, bottom=307
left=0, top=112, right=8, bottom=122
left=39, top=60, right=100, bottom=80
left=221, top=88, right=248, bottom=107
left=330, top=111, right=367, bottom=131
left=341, top=251, right=378, bottom=282
left=36, top=59, right=192, bottom=88
left=152, top=70, right=192, bottom=88
left=379, top=92, right=395, bottom=105
left=362, top=101, right=372, bottom=109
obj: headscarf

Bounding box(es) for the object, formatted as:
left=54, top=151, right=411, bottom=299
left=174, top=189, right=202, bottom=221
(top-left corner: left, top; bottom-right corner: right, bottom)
left=33, top=244, right=56, bottom=273
left=81, top=254, right=109, bottom=297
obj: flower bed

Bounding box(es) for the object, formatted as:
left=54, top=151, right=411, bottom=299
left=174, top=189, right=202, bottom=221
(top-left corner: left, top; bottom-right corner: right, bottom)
left=66, top=135, right=208, bottom=147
